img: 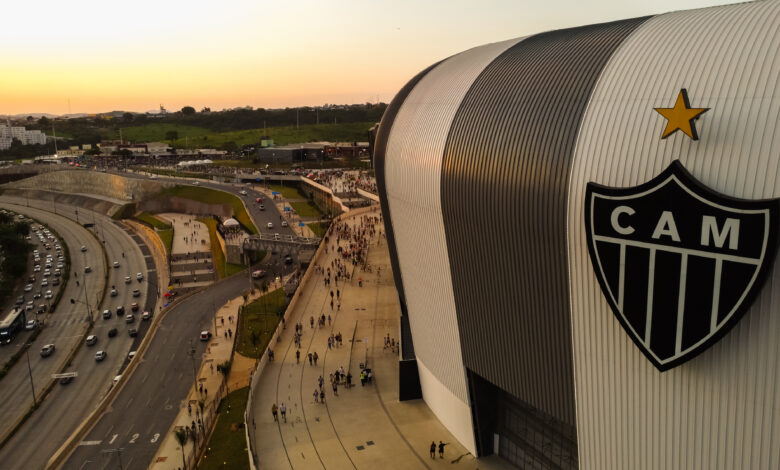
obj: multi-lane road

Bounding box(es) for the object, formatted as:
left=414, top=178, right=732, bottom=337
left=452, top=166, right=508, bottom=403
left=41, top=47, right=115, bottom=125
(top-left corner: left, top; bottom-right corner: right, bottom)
left=0, top=198, right=153, bottom=470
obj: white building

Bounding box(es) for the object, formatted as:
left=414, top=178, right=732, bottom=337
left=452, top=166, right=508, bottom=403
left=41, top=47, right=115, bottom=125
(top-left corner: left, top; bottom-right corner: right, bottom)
left=0, top=124, right=48, bottom=149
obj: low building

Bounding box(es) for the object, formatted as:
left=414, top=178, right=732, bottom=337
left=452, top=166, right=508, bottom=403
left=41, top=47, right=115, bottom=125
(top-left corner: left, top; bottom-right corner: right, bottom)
left=256, top=143, right=326, bottom=163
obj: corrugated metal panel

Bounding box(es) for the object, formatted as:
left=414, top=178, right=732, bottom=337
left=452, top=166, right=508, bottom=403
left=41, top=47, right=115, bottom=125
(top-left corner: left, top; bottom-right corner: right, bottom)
left=440, top=17, right=649, bottom=426
left=383, top=38, right=522, bottom=402
left=567, top=2, right=780, bottom=468
left=375, top=60, right=442, bottom=354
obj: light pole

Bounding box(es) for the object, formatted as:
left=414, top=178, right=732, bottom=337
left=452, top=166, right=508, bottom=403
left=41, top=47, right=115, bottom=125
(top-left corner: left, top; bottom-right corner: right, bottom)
left=187, top=340, right=197, bottom=383
left=71, top=271, right=94, bottom=325
left=25, top=347, right=37, bottom=406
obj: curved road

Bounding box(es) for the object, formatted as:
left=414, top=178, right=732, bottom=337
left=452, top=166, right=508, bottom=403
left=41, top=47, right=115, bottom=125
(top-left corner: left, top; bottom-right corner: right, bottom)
left=63, top=274, right=248, bottom=470
left=0, top=203, right=106, bottom=443
left=0, top=198, right=152, bottom=469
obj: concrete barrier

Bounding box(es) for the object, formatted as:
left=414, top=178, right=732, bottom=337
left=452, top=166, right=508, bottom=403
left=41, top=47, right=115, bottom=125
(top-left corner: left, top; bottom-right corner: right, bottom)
left=4, top=170, right=172, bottom=202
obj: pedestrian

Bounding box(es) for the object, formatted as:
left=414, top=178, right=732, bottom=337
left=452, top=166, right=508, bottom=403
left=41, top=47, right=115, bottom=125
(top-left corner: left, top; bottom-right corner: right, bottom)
left=221, top=317, right=224, bottom=325
left=188, top=403, right=192, bottom=415
left=296, top=350, right=300, bottom=364
left=280, top=402, right=287, bottom=422
left=199, top=383, right=203, bottom=394
left=210, top=363, right=214, bottom=374
left=439, top=441, right=447, bottom=458
left=346, top=372, right=352, bottom=388
left=336, top=289, right=340, bottom=299
left=310, top=316, right=314, bottom=328
left=224, top=331, right=228, bottom=339
left=328, top=314, right=331, bottom=325
left=205, top=387, right=208, bottom=396
left=330, top=299, right=334, bottom=310
left=360, top=370, right=366, bottom=386
left=272, top=403, right=278, bottom=421
left=330, top=290, right=334, bottom=299
left=332, top=381, right=338, bottom=396
left=318, top=375, right=324, bottom=389
left=320, top=389, right=325, bottom=403
left=313, top=351, right=318, bottom=365
left=337, top=301, right=341, bottom=311
left=430, top=442, right=436, bottom=459
left=308, top=353, right=313, bottom=365
left=228, top=329, right=232, bottom=338
left=314, top=389, right=319, bottom=403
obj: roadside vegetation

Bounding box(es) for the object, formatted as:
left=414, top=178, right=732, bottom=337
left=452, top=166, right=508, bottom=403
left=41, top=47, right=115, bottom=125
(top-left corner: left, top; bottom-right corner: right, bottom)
left=268, top=184, right=305, bottom=200
left=306, top=221, right=329, bottom=238
left=133, top=212, right=171, bottom=230
left=289, top=201, right=323, bottom=219
left=198, top=218, right=245, bottom=278
left=199, top=387, right=250, bottom=470
left=236, top=288, right=285, bottom=358
left=160, top=186, right=258, bottom=234
left=0, top=213, right=31, bottom=307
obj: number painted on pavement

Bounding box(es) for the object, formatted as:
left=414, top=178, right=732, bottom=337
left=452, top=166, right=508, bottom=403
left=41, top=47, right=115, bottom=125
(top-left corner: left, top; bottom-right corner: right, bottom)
left=151, top=433, right=160, bottom=443
left=109, top=434, right=118, bottom=444
left=129, top=433, right=139, bottom=444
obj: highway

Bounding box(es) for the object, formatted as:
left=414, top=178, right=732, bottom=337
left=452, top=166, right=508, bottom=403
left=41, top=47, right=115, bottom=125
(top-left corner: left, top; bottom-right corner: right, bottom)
left=0, top=198, right=154, bottom=469
left=62, top=274, right=248, bottom=470
left=0, top=202, right=106, bottom=443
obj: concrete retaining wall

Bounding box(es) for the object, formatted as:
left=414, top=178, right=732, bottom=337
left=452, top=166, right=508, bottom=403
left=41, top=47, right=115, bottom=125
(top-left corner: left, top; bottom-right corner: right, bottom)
left=4, top=170, right=171, bottom=201
left=138, top=196, right=231, bottom=218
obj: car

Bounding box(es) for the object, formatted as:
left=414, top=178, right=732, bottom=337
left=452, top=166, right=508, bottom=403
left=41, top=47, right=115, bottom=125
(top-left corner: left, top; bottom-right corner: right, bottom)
left=252, top=270, right=265, bottom=279
left=45, top=290, right=53, bottom=299
left=81, top=246, right=87, bottom=252
left=28, top=275, right=36, bottom=283
left=255, top=197, right=263, bottom=203
left=136, top=272, right=144, bottom=281
left=240, top=190, right=247, bottom=195
left=84, top=266, right=92, bottom=273
left=24, top=284, right=33, bottom=292
left=59, top=376, right=74, bottom=385
left=267, top=222, right=274, bottom=229
left=128, top=351, right=136, bottom=360
left=284, top=255, right=293, bottom=265
left=117, top=305, right=125, bottom=315
left=44, top=270, right=51, bottom=277
left=45, top=262, right=52, bottom=269
left=112, top=375, right=122, bottom=384
left=128, top=328, right=138, bottom=337
left=37, top=304, right=47, bottom=313
left=131, top=302, right=139, bottom=312
left=124, top=276, right=132, bottom=284
left=33, top=265, right=40, bottom=272
left=113, top=261, right=120, bottom=268
left=33, top=292, right=41, bottom=300
left=125, top=314, right=134, bottom=323
left=200, top=331, right=212, bottom=341
left=86, top=335, right=98, bottom=346
left=25, top=302, right=33, bottom=311
left=95, top=351, right=107, bottom=361
left=15, top=297, right=23, bottom=306
left=52, top=278, right=60, bottom=286
left=25, top=320, right=36, bottom=330
left=193, top=181, right=200, bottom=185
left=281, top=221, right=289, bottom=227
left=110, top=288, right=118, bottom=297
left=56, top=262, right=63, bottom=269
left=142, top=311, right=151, bottom=320
left=40, top=344, right=55, bottom=357
left=274, top=233, right=281, bottom=240
left=132, top=289, right=140, bottom=298
left=41, top=279, right=48, bottom=287
left=103, top=309, right=112, bottom=319
left=108, top=328, right=118, bottom=338
left=259, top=204, right=265, bottom=211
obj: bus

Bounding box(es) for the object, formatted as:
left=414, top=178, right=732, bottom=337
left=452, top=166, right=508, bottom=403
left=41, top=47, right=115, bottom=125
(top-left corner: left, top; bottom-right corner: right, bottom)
left=0, top=308, right=26, bottom=345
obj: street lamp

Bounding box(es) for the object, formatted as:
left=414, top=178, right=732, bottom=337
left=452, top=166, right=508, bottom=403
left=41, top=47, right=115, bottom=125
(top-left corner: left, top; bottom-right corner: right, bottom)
left=70, top=271, right=93, bottom=325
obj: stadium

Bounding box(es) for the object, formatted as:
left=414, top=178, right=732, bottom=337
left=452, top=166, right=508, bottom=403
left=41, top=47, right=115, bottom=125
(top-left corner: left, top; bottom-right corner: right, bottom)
left=375, top=1, right=780, bottom=468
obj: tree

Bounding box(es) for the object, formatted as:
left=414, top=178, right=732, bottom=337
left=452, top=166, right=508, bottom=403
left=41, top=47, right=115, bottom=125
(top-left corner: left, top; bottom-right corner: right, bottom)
left=38, top=116, right=50, bottom=126
left=122, top=112, right=134, bottom=122
left=201, top=107, right=211, bottom=113
left=84, top=147, right=101, bottom=156
left=26, top=116, right=34, bottom=122
left=174, top=428, right=189, bottom=470
left=216, top=360, right=232, bottom=393
left=181, top=106, right=196, bottom=115
left=165, top=130, right=179, bottom=141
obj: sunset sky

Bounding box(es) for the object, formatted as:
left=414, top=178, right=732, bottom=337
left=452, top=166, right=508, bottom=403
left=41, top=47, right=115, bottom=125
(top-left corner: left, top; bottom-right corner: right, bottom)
left=1, top=0, right=734, bottom=115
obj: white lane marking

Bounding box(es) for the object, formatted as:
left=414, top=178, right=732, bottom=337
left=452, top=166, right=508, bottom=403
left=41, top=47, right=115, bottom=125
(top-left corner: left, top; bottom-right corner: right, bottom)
left=79, top=440, right=102, bottom=446
left=108, top=434, right=118, bottom=444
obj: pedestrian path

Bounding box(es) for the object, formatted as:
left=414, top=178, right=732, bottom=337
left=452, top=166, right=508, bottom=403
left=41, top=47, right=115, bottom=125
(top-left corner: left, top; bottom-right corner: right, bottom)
left=156, top=213, right=217, bottom=290
left=250, top=207, right=514, bottom=470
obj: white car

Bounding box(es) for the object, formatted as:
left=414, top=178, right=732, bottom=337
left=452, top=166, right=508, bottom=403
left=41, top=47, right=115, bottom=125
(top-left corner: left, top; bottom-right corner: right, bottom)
left=44, top=290, right=53, bottom=299
left=113, top=261, right=120, bottom=268
left=24, top=284, right=33, bottom=292
left=267, top=222, right=274, bottom=229
left=25, top=320, right=36, bottom=330
left=136, top=272, right=144, bottom=281
left=41, top=279, right=48, bottom=287
left=86, top=335, right=98, bottom=346
left=240, top=190, right=247, bottom=195
left=281, top=221, right=289, bottom=227
left=81, top=246, right=87, bottom=252
left=125, top=276, right=132, bottom=284
left=95, top=351, right=107, bottom=362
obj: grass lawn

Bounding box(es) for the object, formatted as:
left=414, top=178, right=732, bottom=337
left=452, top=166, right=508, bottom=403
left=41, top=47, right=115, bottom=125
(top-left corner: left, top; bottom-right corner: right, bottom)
left=199, top=218, right=245, bottom=278
left=111, top=202, right=137, bottom=220
left=236, top=288, right=285, bottom=358
left=134, top=212, right=171, bottom=230
left=289, top=201, right=322, bottom=218
left=268, top=184, right=305, bottom=200
left=199, top=387, right=250, bottom=470
left=116, top=123, right=212, bottom=142
left=306, top=221, right=328, bottom=238
left=158, top=229, right=173, bottom=255
left=160, top=186, right=258, bottom=234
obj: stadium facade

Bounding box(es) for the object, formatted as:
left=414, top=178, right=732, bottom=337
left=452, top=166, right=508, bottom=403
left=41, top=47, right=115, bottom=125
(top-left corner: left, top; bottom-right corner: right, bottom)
left=375, top=1, right=780, bottom=468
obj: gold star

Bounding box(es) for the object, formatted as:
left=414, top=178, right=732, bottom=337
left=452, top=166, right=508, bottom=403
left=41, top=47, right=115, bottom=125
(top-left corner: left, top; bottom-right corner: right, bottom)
left=654, top=89, right=709, bottom=140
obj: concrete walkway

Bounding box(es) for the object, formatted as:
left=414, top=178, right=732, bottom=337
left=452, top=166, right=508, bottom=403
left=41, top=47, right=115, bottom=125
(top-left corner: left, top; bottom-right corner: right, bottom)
left=249, top=207, right=513, bottom=470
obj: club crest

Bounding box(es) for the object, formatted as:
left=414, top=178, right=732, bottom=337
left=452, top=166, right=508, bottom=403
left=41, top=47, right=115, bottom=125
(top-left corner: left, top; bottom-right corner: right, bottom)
left=585, top=161, right=779, bottom=371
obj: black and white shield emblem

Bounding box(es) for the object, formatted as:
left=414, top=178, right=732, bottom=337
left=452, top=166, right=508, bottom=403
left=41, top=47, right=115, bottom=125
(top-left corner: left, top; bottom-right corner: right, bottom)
left=585, top=161, right=779, bottom=371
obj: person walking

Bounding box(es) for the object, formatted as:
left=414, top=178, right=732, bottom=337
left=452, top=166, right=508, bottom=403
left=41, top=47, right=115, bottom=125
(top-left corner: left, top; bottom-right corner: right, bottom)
left=439, top=441, right=447, bottom=458
left=319, top=389, right=325, bottom=403
left=328, top=314, right=331, bottom=325
left=313, top=389, right=319, bottom=403
left=272, top=403, right=278, bottom=421
left=308, top=352, right=313, bottom=365
left=430, top=442, right=436, bottom=459
left=280, top=403, right=287, bottom=423
left=313, top=351, right=319, bottom=365
left=296, top=350, right=300, bottom=364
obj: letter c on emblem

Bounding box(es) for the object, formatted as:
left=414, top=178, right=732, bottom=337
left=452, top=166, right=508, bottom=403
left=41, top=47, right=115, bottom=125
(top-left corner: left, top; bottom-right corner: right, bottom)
left=611, top=206, right=635, bottom=235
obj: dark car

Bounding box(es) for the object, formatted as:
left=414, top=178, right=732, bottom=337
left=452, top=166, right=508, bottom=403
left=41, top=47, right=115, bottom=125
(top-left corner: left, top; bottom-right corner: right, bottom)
left=103, top=309, right=112, bottom=319
left=116, top=305, right=125, bottom=315
left=108, top=328, right=118, bottom=338
left=59, top=376, right=74, bottom=385
left=284, top=255, right=293, bottom=265
left=128, top=328, right=138, bottom=337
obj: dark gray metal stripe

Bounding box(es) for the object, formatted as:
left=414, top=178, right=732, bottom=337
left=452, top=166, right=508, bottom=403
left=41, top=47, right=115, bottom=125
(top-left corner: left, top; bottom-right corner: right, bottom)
left=375, top=61, right=443, bottom=356
left=440, top=17, right=649, bottom=426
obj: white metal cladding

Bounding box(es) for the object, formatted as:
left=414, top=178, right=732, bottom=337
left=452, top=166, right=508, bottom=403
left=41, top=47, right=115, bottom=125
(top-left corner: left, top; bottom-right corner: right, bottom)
left=567, top=2, right=780, bottom=469
left=384, top=37, right=522, bottom=403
